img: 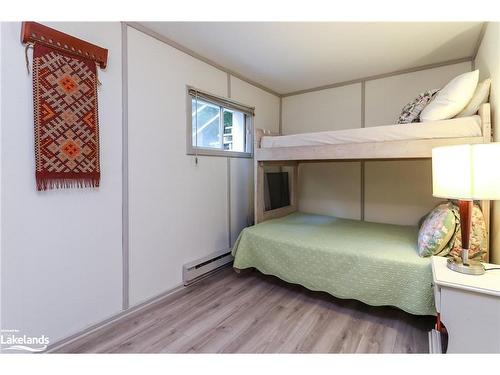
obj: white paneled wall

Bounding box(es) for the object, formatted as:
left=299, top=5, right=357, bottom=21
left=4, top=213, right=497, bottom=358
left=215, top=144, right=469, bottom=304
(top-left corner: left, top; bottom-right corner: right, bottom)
left=230, top=76, right=280, bottom=134
left=475, top=22, right=500, bottom=263
left=1, top=22, right=123, bottom=343
left=229, top=77, right=280, bottom=245
left=0, top=22, right=281, bottom=346
left=127, top=28, right=280, bottom=306
left=365, top=62, right=471, bottom=126
left=283, top=84, right=363, bottom=219
left=364, top=62, right=470, bottom=224
left=298, top=162, right=362, bottom=220
left=229, top=157, right=253, bottom=245
left=282, top=62, right=472, bottom=225
left=283, top=84, right=362, bottom=134
left=127, top=27, right=229, bottom=306
left=364, top=160, right=439, bottom=225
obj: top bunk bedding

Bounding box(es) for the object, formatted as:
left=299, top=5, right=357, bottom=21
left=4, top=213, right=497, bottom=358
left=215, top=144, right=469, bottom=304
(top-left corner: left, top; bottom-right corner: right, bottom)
left=261, top=115, right=481, bottom=148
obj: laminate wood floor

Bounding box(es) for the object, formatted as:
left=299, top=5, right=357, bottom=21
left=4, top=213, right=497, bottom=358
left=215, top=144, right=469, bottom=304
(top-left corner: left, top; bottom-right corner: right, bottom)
left=55, top=267, right=434, bottom=353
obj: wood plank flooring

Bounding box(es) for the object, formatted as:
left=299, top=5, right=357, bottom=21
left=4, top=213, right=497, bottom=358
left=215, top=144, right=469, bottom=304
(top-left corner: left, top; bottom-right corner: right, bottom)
left=55, top=267, right=434, bottom=353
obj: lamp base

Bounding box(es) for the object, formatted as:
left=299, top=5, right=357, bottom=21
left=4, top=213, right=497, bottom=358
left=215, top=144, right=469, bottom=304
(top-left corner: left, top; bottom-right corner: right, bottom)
left=447, top=257, right=485, bottom=275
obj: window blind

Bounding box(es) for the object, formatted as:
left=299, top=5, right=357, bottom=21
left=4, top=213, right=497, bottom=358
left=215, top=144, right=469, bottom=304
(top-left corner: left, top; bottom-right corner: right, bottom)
left=188, top=87, right=255, bottom=116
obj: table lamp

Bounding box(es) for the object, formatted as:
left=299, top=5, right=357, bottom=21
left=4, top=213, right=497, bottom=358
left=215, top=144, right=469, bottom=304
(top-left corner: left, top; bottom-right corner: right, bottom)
left=432, top=143, right=500, bottom=275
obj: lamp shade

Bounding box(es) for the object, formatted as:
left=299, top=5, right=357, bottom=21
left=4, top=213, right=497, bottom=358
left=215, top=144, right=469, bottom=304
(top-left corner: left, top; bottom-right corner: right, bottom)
left=432, top=143, right=500, bottom=200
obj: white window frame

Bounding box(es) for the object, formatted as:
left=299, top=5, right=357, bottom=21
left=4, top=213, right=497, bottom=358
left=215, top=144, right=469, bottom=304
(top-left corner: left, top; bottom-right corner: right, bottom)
left=186, top=86, right=254, bottom=158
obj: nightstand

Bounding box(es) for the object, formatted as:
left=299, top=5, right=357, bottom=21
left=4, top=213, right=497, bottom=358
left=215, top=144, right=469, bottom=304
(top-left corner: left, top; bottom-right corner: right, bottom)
left=429, top=256, right=500, bottom=353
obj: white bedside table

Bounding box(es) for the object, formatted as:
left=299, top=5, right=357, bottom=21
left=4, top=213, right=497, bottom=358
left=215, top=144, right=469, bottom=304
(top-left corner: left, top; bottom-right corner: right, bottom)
left=429, top=256, right=500, bottom=353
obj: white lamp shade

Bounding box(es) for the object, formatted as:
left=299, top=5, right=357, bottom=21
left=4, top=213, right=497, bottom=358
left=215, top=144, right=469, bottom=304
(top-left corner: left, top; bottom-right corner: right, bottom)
left=432, top=143, right=500, bottom=200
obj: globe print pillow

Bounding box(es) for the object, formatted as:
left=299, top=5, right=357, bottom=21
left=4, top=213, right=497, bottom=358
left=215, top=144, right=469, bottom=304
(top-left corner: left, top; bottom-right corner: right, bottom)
left=397, top=89, right=440, bottom=124
left=418, top=203, right=456, bottom=257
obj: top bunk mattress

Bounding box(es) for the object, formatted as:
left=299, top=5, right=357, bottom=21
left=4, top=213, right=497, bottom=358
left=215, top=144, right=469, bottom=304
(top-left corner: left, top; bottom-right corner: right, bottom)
left=261, top=115, right=481, bottom=148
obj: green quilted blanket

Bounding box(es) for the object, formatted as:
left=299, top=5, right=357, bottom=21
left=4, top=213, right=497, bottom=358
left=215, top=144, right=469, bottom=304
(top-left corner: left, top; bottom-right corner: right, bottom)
left=232, top=212, right=435, bottom=316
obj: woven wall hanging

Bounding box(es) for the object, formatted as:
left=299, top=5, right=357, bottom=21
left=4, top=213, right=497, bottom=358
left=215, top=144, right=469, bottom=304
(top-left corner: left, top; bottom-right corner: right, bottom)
left=22, top=22, right=108, bottom=191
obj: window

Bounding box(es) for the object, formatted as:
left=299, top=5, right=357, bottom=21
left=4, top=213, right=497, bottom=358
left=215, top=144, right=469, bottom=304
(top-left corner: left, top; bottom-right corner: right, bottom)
left=187, top=87, right=254, bottom=157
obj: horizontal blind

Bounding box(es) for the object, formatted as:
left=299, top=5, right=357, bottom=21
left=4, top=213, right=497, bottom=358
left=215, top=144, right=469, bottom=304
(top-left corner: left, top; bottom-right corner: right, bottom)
left=188, top=87, right=255, bottom=116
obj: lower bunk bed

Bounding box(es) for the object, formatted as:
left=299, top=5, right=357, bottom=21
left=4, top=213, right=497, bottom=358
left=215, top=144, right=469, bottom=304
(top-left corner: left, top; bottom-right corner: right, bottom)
left=232, top=212, right=436, bottom=316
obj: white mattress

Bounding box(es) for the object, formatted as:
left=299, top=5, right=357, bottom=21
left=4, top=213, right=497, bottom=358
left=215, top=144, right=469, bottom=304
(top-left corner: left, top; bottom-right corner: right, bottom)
left=261, top=116, right=482, bottom=148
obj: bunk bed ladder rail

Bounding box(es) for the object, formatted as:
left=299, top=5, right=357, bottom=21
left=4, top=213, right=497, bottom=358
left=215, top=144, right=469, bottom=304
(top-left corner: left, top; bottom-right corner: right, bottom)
left=254, top=128, right=298, bottom=224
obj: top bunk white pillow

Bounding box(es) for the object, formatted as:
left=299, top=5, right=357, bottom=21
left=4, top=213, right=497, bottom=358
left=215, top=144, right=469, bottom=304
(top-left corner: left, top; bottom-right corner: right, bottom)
left=420, top=70, right=479, bottom=122
left=455, top=78, right=491, bottom=117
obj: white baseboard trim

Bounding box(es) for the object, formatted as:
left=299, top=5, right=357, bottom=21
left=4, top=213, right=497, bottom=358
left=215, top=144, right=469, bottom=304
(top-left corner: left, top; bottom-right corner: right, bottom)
left=46, top=264, right=231, bottom=353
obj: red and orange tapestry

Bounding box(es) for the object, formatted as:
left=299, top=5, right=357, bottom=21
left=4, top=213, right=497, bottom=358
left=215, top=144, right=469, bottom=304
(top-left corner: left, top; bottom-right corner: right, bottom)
left=32, top=44, right=100, bottom=191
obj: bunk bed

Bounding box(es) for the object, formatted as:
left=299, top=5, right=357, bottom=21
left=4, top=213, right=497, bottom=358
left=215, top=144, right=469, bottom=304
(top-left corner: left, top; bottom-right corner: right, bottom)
left=232, top=103, right=491, bottom=316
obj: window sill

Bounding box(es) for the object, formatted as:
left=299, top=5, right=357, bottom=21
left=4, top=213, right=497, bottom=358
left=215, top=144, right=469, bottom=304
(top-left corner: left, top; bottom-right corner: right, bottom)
left=187, top=148, right=253, bottom=159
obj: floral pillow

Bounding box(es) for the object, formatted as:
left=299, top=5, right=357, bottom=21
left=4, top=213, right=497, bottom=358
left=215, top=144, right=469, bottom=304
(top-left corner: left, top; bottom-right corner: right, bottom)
left=448, top=202, right=488, bottom=260
left=397, top=89, right=440, bottom=124
left=417, top=202, right=456, bottom=257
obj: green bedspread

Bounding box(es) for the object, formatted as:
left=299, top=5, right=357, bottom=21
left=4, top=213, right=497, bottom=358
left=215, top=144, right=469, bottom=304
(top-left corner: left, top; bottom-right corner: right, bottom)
left=232, top=212, right=435, bottom=316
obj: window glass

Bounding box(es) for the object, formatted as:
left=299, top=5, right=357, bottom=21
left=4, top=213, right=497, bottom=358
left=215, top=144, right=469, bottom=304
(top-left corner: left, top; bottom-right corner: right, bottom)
left=223, top=109, right=233, bottom=150
left=188, top=90, right=252, bottom=157
left=221, top=109, right=246, bottom=153
left=192, top=99, right=221, bottom=149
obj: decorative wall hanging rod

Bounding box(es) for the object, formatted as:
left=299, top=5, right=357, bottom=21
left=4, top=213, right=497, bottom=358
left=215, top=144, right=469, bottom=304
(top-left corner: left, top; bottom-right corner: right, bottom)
left=21, top=21, right=108, bottom=68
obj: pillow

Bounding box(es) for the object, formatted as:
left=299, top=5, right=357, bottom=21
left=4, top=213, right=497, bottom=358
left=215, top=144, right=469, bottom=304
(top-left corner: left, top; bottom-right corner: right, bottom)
left=455, top=78, right=491, bottom=117
left=417, top=202, right=456, bottom=257
left=420, top=70, right=479, bottom=122
left=448, top=202, right=487, bottom=260
left=397, top=89, right=440, bottom=124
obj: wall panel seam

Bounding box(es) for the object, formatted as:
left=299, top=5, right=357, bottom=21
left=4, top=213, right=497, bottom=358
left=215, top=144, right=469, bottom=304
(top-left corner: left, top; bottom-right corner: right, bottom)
left=227, top=73, right=232, bottom=248
left=121, top=22, right=130, bottom=311
left=125, top=22, right=280, bottom=98
left=360, top=81, right=365, bottom=221
left=227, top=158, right=231, bottom=248
left=282, top=57, right=473, bottom=98
left=279, top=96, right=283, bottom=135
left=472, top=22, right=488, bottom=62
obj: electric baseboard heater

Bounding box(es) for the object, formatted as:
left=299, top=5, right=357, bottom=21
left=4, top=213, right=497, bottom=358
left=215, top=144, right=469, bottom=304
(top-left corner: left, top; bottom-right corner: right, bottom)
left=183, top=249, right=233, bottom=285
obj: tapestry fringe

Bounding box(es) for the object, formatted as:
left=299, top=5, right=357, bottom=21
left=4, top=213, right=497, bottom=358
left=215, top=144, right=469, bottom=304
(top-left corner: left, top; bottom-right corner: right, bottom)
left=36, top=177, right=100, bottom=191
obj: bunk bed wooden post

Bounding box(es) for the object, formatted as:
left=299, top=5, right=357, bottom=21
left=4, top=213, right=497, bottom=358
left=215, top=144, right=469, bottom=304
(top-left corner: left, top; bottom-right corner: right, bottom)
left=254, top=128, right=298, bottom=224
left=479, top=103, right=491, bottom=261
left=255, top=159, right=265, bottom=224
left=254, top=129, right=267, bottom=224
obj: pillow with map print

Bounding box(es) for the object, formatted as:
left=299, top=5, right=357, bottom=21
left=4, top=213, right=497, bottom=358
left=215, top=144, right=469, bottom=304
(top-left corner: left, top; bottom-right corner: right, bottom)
left=397, top=89, right=440, bottom=124
left=418, top=202, right=456, bottom=257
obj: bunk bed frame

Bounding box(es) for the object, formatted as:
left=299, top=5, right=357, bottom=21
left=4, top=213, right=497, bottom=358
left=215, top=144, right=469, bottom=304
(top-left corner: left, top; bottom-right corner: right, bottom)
left=254, top=103, right=492, bottom=258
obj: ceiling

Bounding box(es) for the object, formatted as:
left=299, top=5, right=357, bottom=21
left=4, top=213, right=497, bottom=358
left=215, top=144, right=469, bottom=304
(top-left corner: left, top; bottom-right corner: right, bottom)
left=141, top=22, right=484, bottom=95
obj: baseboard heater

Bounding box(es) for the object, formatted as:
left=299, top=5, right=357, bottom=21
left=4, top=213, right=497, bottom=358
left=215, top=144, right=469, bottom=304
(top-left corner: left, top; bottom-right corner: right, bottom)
left=183, top=249, right=234, bottom=286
